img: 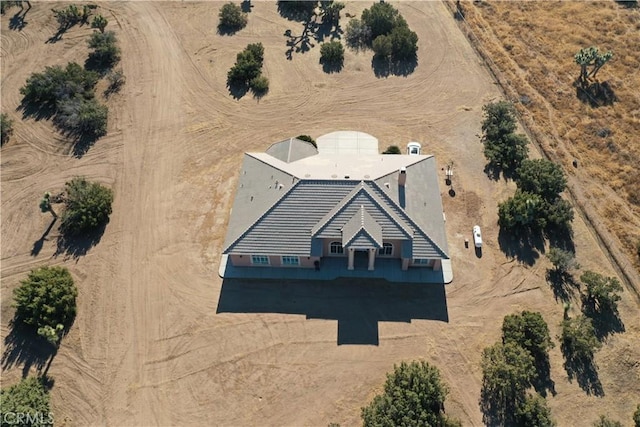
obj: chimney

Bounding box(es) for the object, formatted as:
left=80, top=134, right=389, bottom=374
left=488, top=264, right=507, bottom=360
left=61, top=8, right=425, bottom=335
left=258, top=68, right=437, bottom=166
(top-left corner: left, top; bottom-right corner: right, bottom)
left=398, top=167, right=407, bottom=186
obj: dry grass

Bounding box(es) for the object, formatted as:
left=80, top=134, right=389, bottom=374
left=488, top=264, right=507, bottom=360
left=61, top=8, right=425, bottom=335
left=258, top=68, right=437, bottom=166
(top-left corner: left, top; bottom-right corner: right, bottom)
left=458, top=0, right=640, bottom=277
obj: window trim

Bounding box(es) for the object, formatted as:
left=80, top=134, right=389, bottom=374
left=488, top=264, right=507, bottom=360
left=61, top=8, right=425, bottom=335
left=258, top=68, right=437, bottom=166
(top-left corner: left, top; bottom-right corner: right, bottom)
left=330, top=241, right=344, bottom=255
left=378, top=243, right=393, bottom=256
left=413, top=258, right=431, bottom=265
left=251, top=255, right=270, bottom=265
left=281, top=255, right=300, bottom=266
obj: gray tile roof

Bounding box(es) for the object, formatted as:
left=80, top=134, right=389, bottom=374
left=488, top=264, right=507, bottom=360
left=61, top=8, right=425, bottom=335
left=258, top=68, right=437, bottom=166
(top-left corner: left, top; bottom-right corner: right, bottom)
left=342, top=206, right=383, bottom=248
left=223, top=133, right=449, bottom=260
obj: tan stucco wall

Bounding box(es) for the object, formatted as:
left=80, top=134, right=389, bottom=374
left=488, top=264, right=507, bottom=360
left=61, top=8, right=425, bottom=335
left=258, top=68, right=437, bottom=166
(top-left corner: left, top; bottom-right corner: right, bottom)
left=229, top=254, right=317, bottom=268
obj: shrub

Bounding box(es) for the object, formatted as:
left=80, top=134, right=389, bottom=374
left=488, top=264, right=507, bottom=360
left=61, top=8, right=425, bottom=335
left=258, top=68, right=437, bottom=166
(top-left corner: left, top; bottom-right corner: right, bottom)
left=502, top=311, right=554, bottom=363
left=633, top=404, right=640, bottom=427
left=547, top=247, right=579, bottom=274
left=87, top=30, right=121, bottom=70
left=388, top=22, right=418, bottom=60
left=0, top=377, right=51, bottom=423
left=361, top=2, right=400, bottom=40
left=321, top=1, right=344, bottom=25
left=54, top=97, right=108, bottom=137
left=320, top=41, right=344, bottom=65
left=61, top=177, right=114, bottom=236
left=1, top=113, right=13, bottom=146
left=91, top=14, right=108, bottom=33
left=20, top=63, right=98, bottom=106
left=13, top=266, right=77, bottom=334
left=580, top=271, right=623, bottom=316
left=361, top=361, right=460, bottom=427
left=227, top=43, right=266, bottom=91
left=593, top=415, right=623, bottom=427
left=218, top=2, right=248, bottom=33
left=296, top=135, right=317, bottom=148
left=560, top=315, right=601, bottom=363
left=372, top=34, right=392, bottom=58
left=250, top=75, right=269, bottom=95
left=383, top=145, right=401, bottom=154
left=106, top=68, right=126, bottom=93
left=498, top=190, right=545, bottom=231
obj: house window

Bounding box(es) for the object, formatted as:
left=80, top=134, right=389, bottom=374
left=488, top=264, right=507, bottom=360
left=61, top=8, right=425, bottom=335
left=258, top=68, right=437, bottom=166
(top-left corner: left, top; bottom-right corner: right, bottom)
left=330, top=242, right=344, bottom=254
left=378, top=243, right=393, bottom=256
left=251, top=255, right=270, bottom=265
left=281, top=256, right=299, bottom=266
left=413, top=258, right=431, bottom=265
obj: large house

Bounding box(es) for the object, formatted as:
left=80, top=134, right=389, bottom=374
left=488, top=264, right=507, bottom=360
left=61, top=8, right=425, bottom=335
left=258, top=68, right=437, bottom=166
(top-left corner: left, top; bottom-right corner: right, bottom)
left=219, top=131, right=452, bottom=283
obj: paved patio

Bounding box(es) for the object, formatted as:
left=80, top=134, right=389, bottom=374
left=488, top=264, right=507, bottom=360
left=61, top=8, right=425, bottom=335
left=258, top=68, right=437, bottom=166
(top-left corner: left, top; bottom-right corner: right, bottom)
left=219, top=255, right=452, bottom=284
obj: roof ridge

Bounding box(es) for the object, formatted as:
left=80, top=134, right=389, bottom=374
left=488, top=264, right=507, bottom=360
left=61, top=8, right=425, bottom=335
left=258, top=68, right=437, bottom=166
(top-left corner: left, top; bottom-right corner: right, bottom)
left=224, top=180, right=302, bottom=253
left=311, top=181, right=366, bottom=236
left=368, top=181, right=449, bottom=258
left=374, top=155, right=434, bottom=181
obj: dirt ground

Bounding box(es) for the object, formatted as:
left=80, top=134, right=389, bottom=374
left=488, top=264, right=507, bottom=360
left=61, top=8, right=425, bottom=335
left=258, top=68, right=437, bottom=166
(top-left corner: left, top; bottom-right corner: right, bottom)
left=1, top=2, right=639, bottom=426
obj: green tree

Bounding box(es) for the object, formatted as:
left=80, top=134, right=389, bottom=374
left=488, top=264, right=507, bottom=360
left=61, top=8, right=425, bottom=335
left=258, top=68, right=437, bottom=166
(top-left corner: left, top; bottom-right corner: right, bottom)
left=560, top=315, right=601, bottom=363
left=87, top=30, right=121, bottom=70
left=320, top=1, right=344, bottom=25
left=515, top=159, right=567, bottom=202
left=227, top=43, right=265, bottom=87
left=502, top=311, right=554, bottom=365
left=1, top=112, right=13, bottom=146
left=515, top=394, right=556, bottom=427
left=249, top=75, right=269, bottom=96
left=388, top=22, right=418, bottom=60
left=361, top=360, right=460, bottom=427
left=481, top=101, right=517, bottom=144
left=383, top=145, right=401, bottom=154
left=372, top=35, right=392, bottom=59
left=91, top=14, right=108, bottom=33
left=593, top=415, right=623, bottom=427
left=498, top=190, right=545, bottom=231
left=361, top=2, right=400, bottom=40
left=0, top=377, right=51, bottom=426
left=480, top=342, right=535, bottom=426
left=484, top=132, right=529, bottom=171
left=546, top=247, right=579, bottom=274
left=218, top=2, right=248, bottom=34
left=544, top=198, right=574, bottom=230
left=60, top=177, right=114, bottom=236
left=55, top=97, right=108, bottom=137
left=320, top=41, right=344, bottom=66
left=575, top=46, right=613, bottom=86
left=633, top=404, right=640, bottom=427
left=345, top=18, right=371, bottom=50
left=13, top=266, right=77, bottom=338
left=580, top=271, right=623, bottom=316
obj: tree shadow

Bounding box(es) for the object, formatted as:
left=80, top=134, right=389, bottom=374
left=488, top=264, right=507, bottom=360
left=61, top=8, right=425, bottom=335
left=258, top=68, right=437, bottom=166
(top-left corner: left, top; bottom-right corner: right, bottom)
left=227, top=81, right=249, bottom=100
left=581, top=302, right=625, bottom=341
left=17, top=100, right=56, bottom=122
left=321, top=58, right=344, bottom=74
left=284, top=24, right=317, bottom=60
left=531, top=355, right=556, bottom=398
left=498, top=227, right=544, bottom=266
left=31, top=217, right=58, bottom=257
left=8, top=9, right=28, bottom=31
left=483, top=161, right=516, bottom=181
left=479, top=381, right=521, bottom=427
left=614, top=0, right=638, bottom=8
left=54, top=222, right=106, bottom=260
left=71, top=132, right=101, bottom=158
left=217, top=23, right=242, bottom=36
left=545, top=224, right=575, bottom=253
left=545, top=269, right=579, bottom=303
left=283, top=13, right=342, bottom=60
left=372, top=55, right=418, bottom=78
left=1, top=320, right=61, bottom=379
left=84, top=56, right=115, bottom=77
left=217, top=278, right=449, bottom=345
left=560, top=340, right=604, bottom=396
left=576, top=81, right=617, bottom=107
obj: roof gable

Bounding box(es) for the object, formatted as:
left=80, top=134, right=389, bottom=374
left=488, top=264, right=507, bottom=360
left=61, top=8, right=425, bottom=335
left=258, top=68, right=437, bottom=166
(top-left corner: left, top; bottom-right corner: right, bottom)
left=342, top=206, right=383, bottom=248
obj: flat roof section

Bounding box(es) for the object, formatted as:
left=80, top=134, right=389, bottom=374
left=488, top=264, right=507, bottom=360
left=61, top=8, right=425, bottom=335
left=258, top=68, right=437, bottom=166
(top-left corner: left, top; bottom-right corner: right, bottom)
left=316, top=131, right=380, bottom=156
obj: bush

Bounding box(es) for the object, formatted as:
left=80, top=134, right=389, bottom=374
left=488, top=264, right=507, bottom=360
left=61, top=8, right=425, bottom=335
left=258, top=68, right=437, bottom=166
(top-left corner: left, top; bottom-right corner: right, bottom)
left=593, top=416, right=623, bottom=427
left=388, top=23, right=418, bottom=60
left=218, top=2, right=248, bottom=33
left=87, top=30, right=121, bottom=70
left=0, top=377, right=51, bottom=424
left=633, top=404, right=640, bottom=427
left=20, top=63, right=98, bottom=107
left=547, top=247, right=579, bottom=274
left=61, top=177, right=114, bottom=236
left=361, top=361, right=460, bottom=427
left=13, top=266, right=77, bottom=334
left=1, top=113, right=13, bottom=146
left=482, top=101, right=517, bottom=142
left=296, top=134, right=317, bottom=148
left=560, top=315, right=601, bottom=362
left=515, top=159, right=567, bottom=202
left=481, top=101, right=529, bottom=171
left=345, top=18, right=371, bottom=50
left=502, top=311, right=554, bottom=364
left=498, top=190, right=545, bottom=231
left=320, top=41, right=344, bottom=65
left=91, top=14, right=108, bottom=33
left=320, top=1, right=344, bottom=25
left=361, top=2, right=400, bottom=40
left=515, top=394, right=556, bottom=427
left=54, top=97, right=108, bottom=137
left=372, top=34, right=392, bottom=58
left=106, top=68, right=126, bottom=93
left=250, top=75, right=269, bottom=95
left=383, top=145, right=401, bottom=154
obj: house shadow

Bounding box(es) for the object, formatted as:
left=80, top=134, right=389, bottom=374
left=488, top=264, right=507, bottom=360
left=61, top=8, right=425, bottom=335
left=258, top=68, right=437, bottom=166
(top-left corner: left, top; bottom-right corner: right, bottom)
left=497, top=227, right=544, bottom=266
left=1, top=320, right=59, bottom=379
left=54, top=222, right=107, bottom=260
left=216, top=278, right=449, bottom=345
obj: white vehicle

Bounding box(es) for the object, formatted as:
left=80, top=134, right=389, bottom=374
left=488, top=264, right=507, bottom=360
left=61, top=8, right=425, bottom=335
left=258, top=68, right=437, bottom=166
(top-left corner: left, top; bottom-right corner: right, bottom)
left=473, top=225, right=482, bottom=248
left=407, top=142, right=421, bottom=155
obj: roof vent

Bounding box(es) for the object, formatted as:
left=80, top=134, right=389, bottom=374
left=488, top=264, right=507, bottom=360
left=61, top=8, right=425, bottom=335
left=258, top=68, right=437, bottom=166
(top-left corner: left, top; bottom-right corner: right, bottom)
left=384, top=182, right=390, bottom=188
left=344, top=175, right=350, bottom=179
left=278, top=183, right=284, bottom=190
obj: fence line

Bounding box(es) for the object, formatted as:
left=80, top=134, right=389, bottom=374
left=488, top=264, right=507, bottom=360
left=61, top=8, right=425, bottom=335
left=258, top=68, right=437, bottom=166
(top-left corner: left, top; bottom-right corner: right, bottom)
left=442, top=0, right=640, bottom=300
